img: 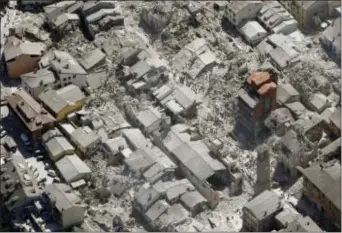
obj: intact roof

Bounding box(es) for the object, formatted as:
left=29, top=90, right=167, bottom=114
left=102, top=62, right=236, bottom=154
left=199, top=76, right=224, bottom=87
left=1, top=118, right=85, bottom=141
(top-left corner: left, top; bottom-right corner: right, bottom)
left=53, top=13, right=79, bottom=27
left=277, top=83, right=299, bottom=105
left=166, top=184, right=189, bottom=203
left=70, top=128, right=101, bottom=149
left=79, top=48, right=106, bottom=71
left=227, top=1, right=262, bottom=14
left=144, top=200, right=169, bottom=222
left=148, top=147, right=176, bottom=169
left=4, top=42, right=45, bottom=61
left=238, top=88, right=257, bottom=109
left=286, top=215, right=322, bottom=232
left=244, top=190, right=282, bottom=220
left=180, top=191, right=206, bottom=210
left=42, top=127, right=63, bottom=143
left=6, top=89, right=55, bottom=132
left=38, top=89, right=68, bottom=114
left=122, top=128, right=150, bottom=150
left=49, top=50, right=87, bottom=75
left=56, top=155, right=91, bottom=183
left=239, top=21, right=267, bottom=41
left=45, top=136, right=75, bottom=159
left=125, top=149, right=155, bottom=172
left=173, top=86, right=198, bottom=110
left=172, top=142, right=215, bottom=182
left=136, top=107, right=162, bottom=129
left=103, top=136, right=128, bottom=154
left=285, top=102, right=307, bottom=118
left=21, top=69, right=56, bottom=89
left=298, top=163, right=341, bottom=211
left=44, top=183, right=82, bottom=213
left=56, top=84, right=85, bottom=104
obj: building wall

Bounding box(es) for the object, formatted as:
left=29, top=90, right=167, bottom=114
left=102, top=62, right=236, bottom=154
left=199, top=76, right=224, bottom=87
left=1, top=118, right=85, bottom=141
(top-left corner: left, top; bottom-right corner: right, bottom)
left=7, top=55, right=41, bottom=78
left=279, top=1, right=329, bottom=29
left=302, top=177, right=341, bottom=228
left=303, top=1, right=329, bottom=29
left=227, top=3, right=263, bottom=27
left=22, top=81, right=53, bottom=98
left=243, top=208, right=259, bottom=231
left=145, top=119, right=162, bottom=135
left=57, top=73, right=87, bottom=88
left=62, top=206, right=86, bottom=230
left=329, top=121, right=341, bottom=137
left=48, top=148, right=75, bottom=162
left=56, top=100, right=85, bottom=121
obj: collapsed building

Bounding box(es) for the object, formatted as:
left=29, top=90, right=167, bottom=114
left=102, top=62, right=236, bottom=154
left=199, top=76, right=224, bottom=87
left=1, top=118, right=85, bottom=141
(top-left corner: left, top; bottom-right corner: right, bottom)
left=133, top=177, right=207, bottom=231
left=172, top=38, right=218, bottom=79
left=233, top=71, right=277, bottom=146
left=122, top=47, right=170, bottom=93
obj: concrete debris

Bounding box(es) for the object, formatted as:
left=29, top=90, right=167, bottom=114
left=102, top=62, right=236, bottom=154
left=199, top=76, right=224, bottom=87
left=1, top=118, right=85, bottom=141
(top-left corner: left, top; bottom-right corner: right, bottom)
left=0, top=1, right=340, bottom=232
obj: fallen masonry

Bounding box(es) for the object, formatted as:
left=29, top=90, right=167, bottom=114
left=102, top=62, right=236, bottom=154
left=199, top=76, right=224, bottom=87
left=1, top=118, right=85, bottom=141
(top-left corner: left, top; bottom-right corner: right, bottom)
left=0, top=1, right=341, bottom=232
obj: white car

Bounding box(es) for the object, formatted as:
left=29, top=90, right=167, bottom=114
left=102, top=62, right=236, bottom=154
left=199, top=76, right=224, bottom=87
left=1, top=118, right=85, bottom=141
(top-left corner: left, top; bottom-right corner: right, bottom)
left=0, top=130, right=6, bottom=138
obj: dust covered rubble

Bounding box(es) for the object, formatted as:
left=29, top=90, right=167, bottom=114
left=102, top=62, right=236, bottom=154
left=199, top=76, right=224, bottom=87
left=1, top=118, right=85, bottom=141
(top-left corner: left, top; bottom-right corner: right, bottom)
left=37, top=1, right=341, bottom=232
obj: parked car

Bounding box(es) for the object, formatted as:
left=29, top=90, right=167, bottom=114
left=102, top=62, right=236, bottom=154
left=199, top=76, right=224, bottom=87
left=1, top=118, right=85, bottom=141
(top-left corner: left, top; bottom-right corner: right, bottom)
left=35, top=149, right=44, bottom=155
left=0, top=130, right=7, bottom=138
left=20, top=133, right=31, bottom=146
